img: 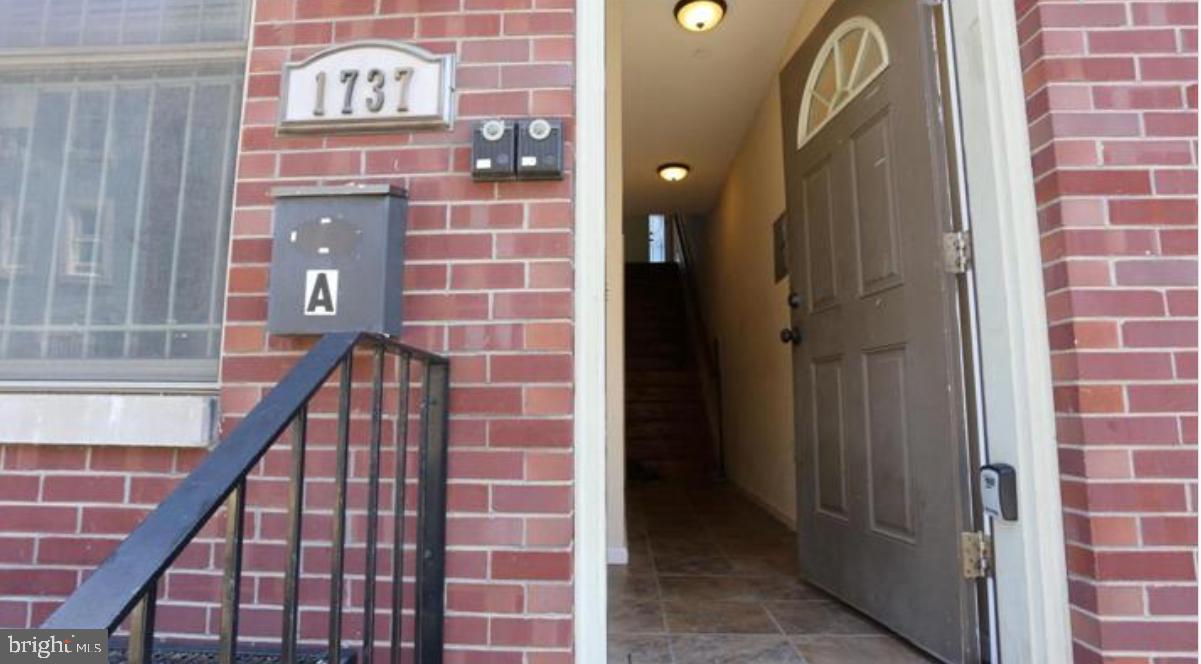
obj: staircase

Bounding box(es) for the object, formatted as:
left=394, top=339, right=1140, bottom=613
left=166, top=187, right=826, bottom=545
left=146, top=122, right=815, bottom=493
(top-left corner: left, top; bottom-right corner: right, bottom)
left=624, top=263, right=715, bottom=481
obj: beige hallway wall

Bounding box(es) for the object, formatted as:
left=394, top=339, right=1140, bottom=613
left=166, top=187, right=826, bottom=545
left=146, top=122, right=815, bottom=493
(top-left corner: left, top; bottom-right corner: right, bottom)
left=692, top=0, right=834, bottom=527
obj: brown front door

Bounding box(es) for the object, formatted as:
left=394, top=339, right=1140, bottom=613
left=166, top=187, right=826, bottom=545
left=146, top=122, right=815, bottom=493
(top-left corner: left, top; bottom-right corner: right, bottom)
left=779, top=1, right=980, bottom=661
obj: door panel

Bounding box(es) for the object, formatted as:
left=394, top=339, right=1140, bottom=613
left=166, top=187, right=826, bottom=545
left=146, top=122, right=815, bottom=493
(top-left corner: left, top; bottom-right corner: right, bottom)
left=779, top=1, right=978, bottom=661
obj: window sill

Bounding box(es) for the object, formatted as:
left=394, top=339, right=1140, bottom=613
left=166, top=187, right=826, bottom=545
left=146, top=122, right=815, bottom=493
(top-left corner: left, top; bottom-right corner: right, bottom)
left=0, top=392, right=217, bottom=448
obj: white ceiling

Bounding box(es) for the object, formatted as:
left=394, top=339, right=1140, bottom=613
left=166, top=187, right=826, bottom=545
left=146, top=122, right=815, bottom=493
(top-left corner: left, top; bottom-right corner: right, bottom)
left=622, top=0, right=808, bottom=217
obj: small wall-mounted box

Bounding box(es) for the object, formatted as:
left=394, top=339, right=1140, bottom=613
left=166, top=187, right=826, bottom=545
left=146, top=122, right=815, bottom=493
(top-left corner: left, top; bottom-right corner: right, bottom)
left=516, top=118, right=563, bottom=180
left=471, top=119, right=517, bottom=180
left=267, top=184, right=407, bottom=335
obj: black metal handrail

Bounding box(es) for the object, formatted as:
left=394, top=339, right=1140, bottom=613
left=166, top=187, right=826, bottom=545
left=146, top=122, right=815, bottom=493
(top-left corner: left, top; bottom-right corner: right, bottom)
left=42, top=331, right=451, bottom=664
left=668, top=213, right=726, bottom=479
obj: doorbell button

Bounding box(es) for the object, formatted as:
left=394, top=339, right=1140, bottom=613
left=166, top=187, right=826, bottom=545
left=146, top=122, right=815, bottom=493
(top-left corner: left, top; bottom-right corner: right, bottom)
left=527, top=118, right=552, bottom=140
left=481, top=119, right=505, bottom=141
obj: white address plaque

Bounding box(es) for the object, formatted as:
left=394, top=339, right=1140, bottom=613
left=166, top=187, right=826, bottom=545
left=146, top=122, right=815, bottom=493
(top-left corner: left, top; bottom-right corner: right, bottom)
left=279, top=40, right=455, bottom=133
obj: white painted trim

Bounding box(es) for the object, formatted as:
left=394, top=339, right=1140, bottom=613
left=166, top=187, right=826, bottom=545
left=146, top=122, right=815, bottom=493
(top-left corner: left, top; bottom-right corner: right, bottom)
left=606, top=546, right=629, bottom=565
left=796, top=15, right=891, bottom=149
left=0, top=394, right=216, bottom=447
left=573, top=0, right=608, bottom=661
left=948, top=1, right=1073, bottom=661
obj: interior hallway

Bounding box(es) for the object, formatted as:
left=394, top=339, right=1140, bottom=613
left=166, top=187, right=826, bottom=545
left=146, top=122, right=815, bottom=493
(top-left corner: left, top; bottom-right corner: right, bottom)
left=610, top=264, right=932, bottom=664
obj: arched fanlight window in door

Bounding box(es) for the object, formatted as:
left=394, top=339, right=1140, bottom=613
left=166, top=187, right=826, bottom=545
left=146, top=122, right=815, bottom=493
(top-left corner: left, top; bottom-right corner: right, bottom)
left=796, top=16, right=890, bottom=149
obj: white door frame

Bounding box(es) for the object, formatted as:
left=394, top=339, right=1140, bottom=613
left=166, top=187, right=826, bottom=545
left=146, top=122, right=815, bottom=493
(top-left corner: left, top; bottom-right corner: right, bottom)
left=571, top=0, right=1073, bottom=661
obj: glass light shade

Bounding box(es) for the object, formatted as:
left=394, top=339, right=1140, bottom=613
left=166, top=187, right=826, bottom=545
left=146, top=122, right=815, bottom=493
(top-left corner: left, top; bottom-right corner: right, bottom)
left=674, top=0, right=726, bottom=32
left=657, top=163, right=691, bottom=182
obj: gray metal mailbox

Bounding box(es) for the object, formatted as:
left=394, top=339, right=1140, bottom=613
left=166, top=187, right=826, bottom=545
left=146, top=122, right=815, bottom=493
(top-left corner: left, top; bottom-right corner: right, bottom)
left=267, top=184, right=407, bottom=335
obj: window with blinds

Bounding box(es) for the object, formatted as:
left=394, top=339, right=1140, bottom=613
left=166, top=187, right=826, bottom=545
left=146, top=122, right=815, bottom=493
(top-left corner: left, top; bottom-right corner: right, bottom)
left=0, top=0, right=249, bottom=383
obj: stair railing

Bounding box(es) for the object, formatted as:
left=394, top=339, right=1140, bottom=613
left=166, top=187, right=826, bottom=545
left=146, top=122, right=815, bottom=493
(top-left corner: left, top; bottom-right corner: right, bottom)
left=42, top=331, right=451, bottom=664
left=667, top=213, right=726, bottom=479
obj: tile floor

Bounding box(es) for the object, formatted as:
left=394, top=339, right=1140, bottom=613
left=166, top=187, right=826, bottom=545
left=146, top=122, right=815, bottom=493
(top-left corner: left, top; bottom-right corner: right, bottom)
left=608, top=480, right=936, bottom=664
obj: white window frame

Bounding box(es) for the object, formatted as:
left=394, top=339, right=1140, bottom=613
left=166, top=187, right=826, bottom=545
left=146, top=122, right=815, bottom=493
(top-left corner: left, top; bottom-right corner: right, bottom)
left=796, top=16, right=890, bottom=149
left=0, top=1, right=252, bottom=390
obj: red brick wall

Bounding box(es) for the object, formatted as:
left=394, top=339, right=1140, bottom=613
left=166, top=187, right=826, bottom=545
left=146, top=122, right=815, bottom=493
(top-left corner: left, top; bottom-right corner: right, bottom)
left=224, top=1, right=577, bottom=661
left=0, top=0, right=577, bottom=662
left=1017, top=1, right=1198, bottom=661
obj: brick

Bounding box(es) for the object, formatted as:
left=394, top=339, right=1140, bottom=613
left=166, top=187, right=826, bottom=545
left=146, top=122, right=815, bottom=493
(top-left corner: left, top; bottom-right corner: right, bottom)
left=253, top=22, right=333, bottom=46
left=447, top=582, right=524, bottom=613
left=0, top=569, right=78, bottom=596
left=451, top=263, right=525, bottom=290
left=492, top=485, right=571, bottom=513
left=1154, top=168, right=1198, bottom=194
left=495, top=232, right=572, bottom=258
left=459, top=90, right=530, bottom=117
left=418, top=14, right=501, bottom=38
left=279, top=150, right=361, bottom=177
left=408, top=233, right=493, bottom=260
left=1132, top=2, right=1199, bottom=26
left=461, top=39, right=531, bottom=63
left=1088, top=483, right=1189, bottom=512
left=43, top=476, right=125, bottom=503
left=524, top=322, right=572, bottom=350
left=1123, top=320, right=1198, bottom=347
left=1127, top=384, right=1197, bottom=412
left=333, top=17, right=416, bottom=40
left=491, top=551, right=570, bottom=580
left=405, top=293, right=490, bottom=321
left=526, top=516, right=572, bottom=546
left=37, top=536, right=120, bottom=566
left=1089, top=29, right=1179, bottom=54
left=1141, top=515, right=1198, bottom=545
left=0, top=474, right=39, bottom=501
left=489, top=419, right=572, bottom=447
left=450, top=387, right=524, bottom=415
left=450, top=203, right=524, bottom=229
left=448, top=516, right=524, bottom=547
left=527, top=582, right=571, bottom=613
left=1139, top=56, right=1198, bottom=80
left=1102, top=140, right=1192, bottom=165
left=1132, top=449, right=1199, bottom=479
left=1148, top=586, right=1198, bottom=615
left=493, top=292, right=572, bottom=319
left=490, top=617, right=571, bottom=647
left=500, top=64, right=573, bottom=88
left=1098, top=619, right=1198, bottom=651
left=364, top=147, right=451, bottom=174
left=1109, top=198, right=1197, bottom=225
left=503, top=11, right=573, bottom=35
left=491, top=354, right=572, bottom=382
left=0, top=506, right=76, bottom=533
left=1053, top=170, right=1154, bottom=196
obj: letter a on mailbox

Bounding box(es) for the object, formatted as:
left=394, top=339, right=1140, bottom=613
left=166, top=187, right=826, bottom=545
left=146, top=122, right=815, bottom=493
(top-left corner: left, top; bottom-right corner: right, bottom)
left=304, top=269, right=338, bottom=316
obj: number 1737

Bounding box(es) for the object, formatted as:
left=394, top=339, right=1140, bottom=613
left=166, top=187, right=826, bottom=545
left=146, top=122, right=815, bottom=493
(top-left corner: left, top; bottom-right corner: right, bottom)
left=314, top=67, right=413, bottom=116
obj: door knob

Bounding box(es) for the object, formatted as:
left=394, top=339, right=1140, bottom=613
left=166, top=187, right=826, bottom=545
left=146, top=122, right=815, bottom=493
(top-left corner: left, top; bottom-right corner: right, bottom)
left=780, top=326, right=802, bottom=345
left=787, top=292, right=803, bottom=309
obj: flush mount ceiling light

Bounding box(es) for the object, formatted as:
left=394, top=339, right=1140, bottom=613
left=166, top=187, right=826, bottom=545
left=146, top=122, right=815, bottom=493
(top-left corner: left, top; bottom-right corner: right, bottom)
left=658, top=163, right=691, bottom=182
left=674, top=0, right=727, bottom=32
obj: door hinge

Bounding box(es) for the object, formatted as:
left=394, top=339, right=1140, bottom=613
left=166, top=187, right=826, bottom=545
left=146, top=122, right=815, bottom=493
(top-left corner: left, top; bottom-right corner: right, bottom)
left=943, top=231, right=973, bottom=274
left=961, top=531, right=993, bottom=579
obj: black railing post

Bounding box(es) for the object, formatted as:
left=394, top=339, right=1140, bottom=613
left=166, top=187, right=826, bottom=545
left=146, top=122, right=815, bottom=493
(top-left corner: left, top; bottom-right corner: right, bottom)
left=218, top=479, right=246, bottom=664
left=389, top=355, right=413, bottom=664
left=414, top=360, right=450, bottom=663
left=361, top=345, right=386, bottom=664
left=328, top=355, right=354, bottom=663
left=39, top=332, right=453, bottom=664
left=126, top=583, right=156, bottom=664
left=281, top=406, right=308, bottom=662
